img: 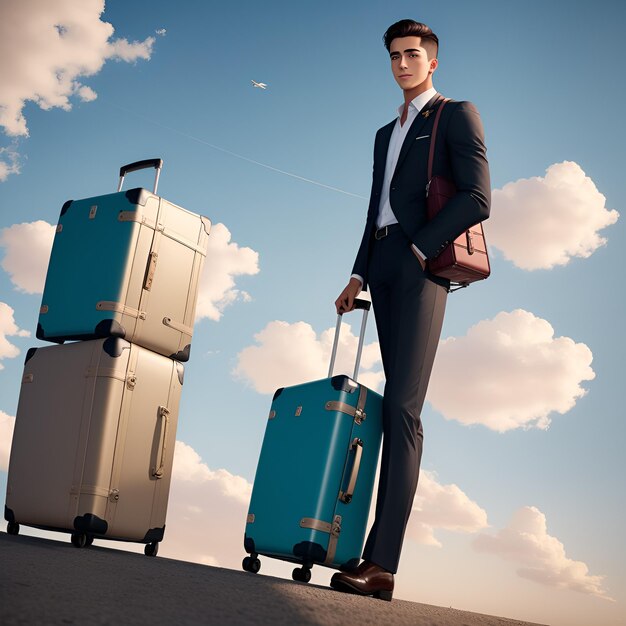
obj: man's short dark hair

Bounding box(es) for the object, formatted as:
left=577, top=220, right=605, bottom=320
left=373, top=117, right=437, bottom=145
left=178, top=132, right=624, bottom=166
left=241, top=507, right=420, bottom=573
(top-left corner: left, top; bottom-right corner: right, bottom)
left=383, top=19, right=439, bottom=59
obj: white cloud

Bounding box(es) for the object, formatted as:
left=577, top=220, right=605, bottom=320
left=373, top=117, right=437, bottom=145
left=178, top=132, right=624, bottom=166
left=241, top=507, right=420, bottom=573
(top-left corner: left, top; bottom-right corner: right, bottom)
left=155, top=29, right=167, bottom=37
left=427, top=309, right=595, bottom=432
left=488, top=161, right=619, bottom=270
left=106, top=36, right=154, bottom=63
left=0, top=146, right=21, bottom=181
left=407, top=471, right=489, bottom=547
left=0, top=0, right=155, bottom=138
left=0, top=411, right=16, bottom=471
left=196, top=223, right=259, bottom=321
left=172, top=440, right=251, bottom=506
left=473, top=506, right=612, bottom=600
left=234, top=319, right=384, bottom=394
left=0, top=302, right=30, bottom=369
left=76, top=85, right=97, bottom=102
left=0, top=221, right=55, bottom=294
left=156, top=440, right=252, bottom=568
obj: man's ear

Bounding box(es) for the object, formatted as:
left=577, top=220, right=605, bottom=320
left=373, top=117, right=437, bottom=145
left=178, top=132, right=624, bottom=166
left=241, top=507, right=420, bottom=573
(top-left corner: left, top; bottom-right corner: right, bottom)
left=429, top=58, right=438, bottom=75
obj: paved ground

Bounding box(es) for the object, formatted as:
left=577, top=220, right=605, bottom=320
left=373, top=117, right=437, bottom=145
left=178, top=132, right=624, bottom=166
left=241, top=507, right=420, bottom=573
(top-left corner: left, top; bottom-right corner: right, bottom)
left=0, top=532, right=547, bottom=625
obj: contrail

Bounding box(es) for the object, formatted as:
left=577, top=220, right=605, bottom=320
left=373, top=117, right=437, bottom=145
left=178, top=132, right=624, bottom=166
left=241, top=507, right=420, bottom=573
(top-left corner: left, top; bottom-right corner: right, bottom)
left=111, top=103, right=368, bottom=200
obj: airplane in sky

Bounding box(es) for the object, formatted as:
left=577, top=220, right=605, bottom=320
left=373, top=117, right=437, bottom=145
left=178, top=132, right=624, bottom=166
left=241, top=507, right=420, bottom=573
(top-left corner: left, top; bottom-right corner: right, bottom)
left=251, top=80, right=268, bottom=90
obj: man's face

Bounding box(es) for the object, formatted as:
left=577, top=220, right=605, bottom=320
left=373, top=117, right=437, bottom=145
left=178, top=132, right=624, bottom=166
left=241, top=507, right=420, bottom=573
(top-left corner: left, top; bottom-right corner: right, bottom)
left=389, top=36, right=437, bottom=92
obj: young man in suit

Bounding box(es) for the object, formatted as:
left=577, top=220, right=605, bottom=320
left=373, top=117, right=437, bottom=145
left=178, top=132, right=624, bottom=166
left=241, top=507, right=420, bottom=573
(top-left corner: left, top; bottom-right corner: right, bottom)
left=331, top=19, right=490, bottom=601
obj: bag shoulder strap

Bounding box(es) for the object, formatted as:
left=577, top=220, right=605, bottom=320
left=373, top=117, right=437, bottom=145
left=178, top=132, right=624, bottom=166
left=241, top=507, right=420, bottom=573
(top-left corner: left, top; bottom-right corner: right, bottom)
left=427, top=97, right=452, bottom=181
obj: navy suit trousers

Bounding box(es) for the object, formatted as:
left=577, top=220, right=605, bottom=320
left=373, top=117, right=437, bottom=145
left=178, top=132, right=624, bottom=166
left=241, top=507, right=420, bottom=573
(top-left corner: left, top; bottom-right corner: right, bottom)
left=362, top=227, right=448, bottom=573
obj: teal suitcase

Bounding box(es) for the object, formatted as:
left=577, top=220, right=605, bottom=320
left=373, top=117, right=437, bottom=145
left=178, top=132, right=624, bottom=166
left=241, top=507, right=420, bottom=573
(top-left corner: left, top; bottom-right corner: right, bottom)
left=36, top=159, right=211, bottom=361
left=243, top=300, right=383, bottom=582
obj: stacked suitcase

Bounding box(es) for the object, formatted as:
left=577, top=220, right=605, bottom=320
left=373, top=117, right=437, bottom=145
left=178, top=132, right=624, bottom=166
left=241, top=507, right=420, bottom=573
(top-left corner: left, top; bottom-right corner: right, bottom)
left=4, top=159, right=211, bottom=556
left=243, top=299, right=383, bottom=582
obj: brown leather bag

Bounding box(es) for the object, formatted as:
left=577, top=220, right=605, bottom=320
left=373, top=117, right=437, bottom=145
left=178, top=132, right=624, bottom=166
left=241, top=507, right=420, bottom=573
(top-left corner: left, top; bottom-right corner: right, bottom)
left=425, top=99, right=490, bottom=289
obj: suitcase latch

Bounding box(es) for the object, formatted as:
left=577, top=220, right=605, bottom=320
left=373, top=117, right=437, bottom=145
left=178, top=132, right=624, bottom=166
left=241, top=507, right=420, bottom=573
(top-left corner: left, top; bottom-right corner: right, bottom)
left=126, top=374, right=137, bottom=390
left=295, top=406, right=302, bottom=417
left=354, top=407, right=366, bottom=425
left=89, top=205, right=98, bottom=219
left=331, top=515, right=342, bottom=537
left=108, top=489, right=120, bottom=502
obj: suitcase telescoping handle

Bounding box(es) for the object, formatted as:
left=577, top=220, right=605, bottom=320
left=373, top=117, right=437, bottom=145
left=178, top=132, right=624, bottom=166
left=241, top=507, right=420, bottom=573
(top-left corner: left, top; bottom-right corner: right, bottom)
left=117, top=158, right=164, bottom=195
left=328, top=298, right=371, bottom=381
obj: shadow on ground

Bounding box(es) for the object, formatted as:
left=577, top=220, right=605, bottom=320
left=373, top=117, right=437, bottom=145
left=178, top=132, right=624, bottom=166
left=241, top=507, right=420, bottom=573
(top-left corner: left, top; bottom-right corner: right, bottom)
left=0, top=532, right=546, bottom=625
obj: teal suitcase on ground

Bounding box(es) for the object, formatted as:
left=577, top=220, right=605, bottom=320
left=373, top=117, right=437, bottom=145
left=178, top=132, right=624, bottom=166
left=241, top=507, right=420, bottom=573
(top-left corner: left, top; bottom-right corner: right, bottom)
left=36, top=159, right=211, bottom=361
left=243, top=300, right=383, bottom=582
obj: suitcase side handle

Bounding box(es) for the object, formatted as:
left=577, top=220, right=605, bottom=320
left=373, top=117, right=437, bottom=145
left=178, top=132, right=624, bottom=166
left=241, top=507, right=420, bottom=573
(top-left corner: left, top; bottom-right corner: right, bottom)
left=339, top=438, right=364, bottom=504
left=152, top=405, right=170, bottom=479
left=328, top=299, right=370, bottom=380
left=118, top=158, right=163, bottom=194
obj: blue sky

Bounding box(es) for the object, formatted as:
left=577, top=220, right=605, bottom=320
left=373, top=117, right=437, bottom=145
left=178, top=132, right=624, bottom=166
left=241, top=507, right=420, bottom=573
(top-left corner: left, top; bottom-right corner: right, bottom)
left=1, top=2, right=625, bottom=625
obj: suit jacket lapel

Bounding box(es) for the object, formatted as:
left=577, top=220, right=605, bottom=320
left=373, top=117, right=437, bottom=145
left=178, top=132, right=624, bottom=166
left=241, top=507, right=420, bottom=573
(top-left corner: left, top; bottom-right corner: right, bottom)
left=394, top=93, right=443, bottom=176
left=372, top=120, right=395, bottom=196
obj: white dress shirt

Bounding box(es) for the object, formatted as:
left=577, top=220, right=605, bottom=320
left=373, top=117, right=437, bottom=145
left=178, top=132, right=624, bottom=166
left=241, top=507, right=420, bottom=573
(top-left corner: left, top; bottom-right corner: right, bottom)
left=352, top=87, right=437, bottom=286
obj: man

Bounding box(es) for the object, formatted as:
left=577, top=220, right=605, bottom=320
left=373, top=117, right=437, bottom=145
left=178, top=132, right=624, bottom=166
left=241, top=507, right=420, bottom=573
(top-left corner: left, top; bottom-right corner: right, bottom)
left=331, top=19, right=490, bottom=601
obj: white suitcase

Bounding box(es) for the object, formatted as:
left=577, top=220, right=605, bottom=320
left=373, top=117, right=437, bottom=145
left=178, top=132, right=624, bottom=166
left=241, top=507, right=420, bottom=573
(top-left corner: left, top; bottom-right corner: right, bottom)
left=5, top=338, right=183, bottom=555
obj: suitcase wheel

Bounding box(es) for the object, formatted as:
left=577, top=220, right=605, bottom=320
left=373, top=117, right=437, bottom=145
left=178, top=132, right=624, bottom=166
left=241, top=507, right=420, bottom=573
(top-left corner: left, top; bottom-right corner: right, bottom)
left=70, top=533, right=89, bottom=548
left=292, top=566, right=311, bottom=583
left=6, top=521, right=20, bottom=536
left=242, top=555, right=261, bottom=574
left=144, top=541, right=159, bottom=557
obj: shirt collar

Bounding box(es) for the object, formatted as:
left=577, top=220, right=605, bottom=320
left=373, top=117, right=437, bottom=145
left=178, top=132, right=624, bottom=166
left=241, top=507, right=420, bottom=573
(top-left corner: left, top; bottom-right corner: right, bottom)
left=396, top=87, right=438, bottom=118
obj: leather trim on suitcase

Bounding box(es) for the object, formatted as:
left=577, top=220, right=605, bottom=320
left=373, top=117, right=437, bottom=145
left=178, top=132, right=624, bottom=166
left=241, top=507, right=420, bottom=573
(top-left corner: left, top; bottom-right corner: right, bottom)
left=70, top=484, right=112, bottom=498
left=325, top=385, right=367, bottom=424
left=300, top=515, right=342, bottom=565
left=96, top=301, right=146, bottom=320
left=118, top=210, right=208, bottom=255
left=84, top=367, right=127, bottom=383
left=300, top=517, right=332, bottom=533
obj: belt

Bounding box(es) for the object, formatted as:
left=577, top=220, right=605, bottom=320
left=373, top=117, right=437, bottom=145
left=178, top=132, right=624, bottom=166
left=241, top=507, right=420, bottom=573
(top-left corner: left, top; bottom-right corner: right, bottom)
left=374, top=223, right=401, bottom=240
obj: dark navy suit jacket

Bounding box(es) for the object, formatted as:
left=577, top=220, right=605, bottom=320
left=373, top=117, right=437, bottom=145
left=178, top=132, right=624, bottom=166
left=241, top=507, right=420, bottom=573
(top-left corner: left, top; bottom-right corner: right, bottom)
left=351, top=93, right=491, bottom=290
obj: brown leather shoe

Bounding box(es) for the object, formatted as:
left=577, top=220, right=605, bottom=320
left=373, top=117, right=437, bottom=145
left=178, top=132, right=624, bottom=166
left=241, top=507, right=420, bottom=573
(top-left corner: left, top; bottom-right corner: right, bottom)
left=330, top=560, right=394, bottom=601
